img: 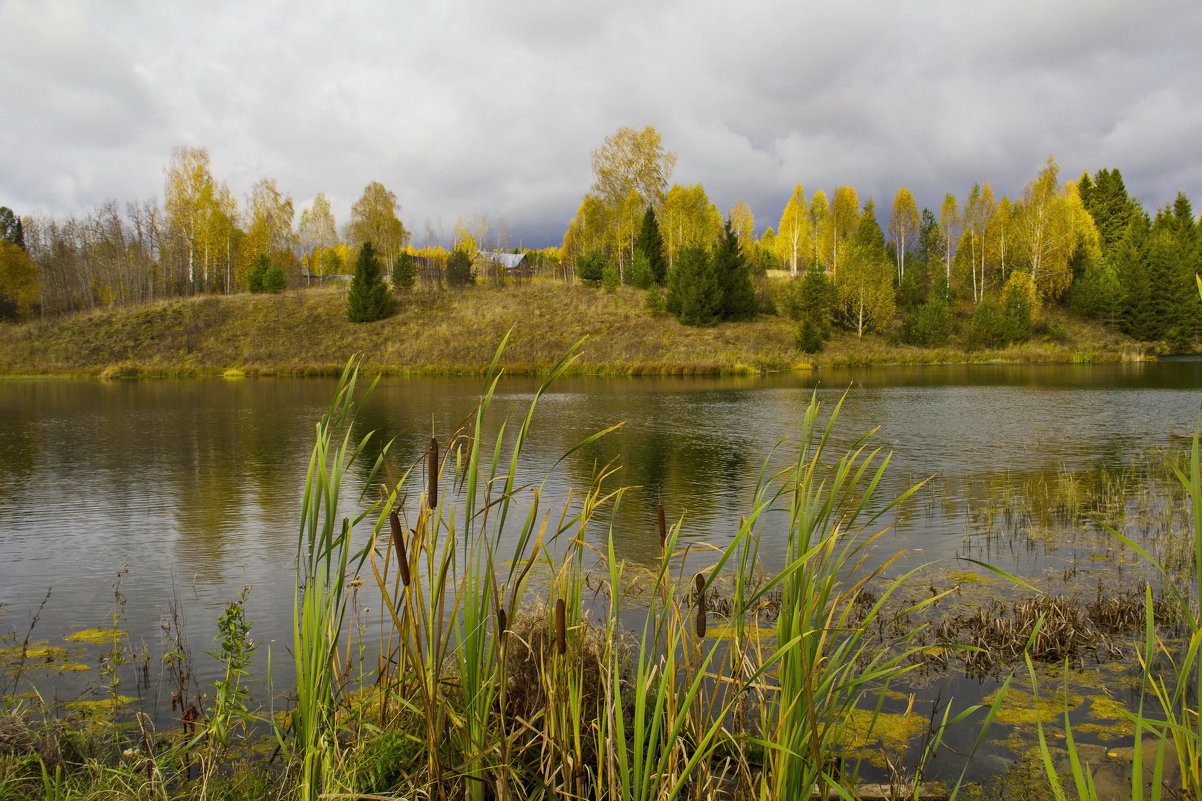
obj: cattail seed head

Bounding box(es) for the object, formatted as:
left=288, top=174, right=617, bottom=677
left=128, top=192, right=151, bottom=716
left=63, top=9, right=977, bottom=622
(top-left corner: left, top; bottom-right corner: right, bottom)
left=694, top=573, right=707, bottom=638
left=657, top=503, right=667, bottom=554
left=497, top=607, right=507, bottom=640
left=426, top=437, right=439, bottom=510
left=389, top=510, right=411, bottom=587
left=554, top=599, right=567, bottom=655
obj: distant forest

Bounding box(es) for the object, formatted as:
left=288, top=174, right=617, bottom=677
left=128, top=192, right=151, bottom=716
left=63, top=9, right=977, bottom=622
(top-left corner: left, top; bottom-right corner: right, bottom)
left=1, top=128, right=1199, bottom=351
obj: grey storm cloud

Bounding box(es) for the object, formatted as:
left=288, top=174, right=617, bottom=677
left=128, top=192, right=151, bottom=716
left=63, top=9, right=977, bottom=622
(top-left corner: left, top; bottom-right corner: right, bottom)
left=1, top=0, right=1199, bottom=247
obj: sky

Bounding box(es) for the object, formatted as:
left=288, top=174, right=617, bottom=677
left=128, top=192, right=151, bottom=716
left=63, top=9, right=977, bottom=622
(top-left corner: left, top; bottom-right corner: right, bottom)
left=1, top=0, right=1200, bottom=249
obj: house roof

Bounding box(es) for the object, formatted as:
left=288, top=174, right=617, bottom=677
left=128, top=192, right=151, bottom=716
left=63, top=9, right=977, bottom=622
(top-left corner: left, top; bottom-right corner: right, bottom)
left=476, top=251, right=528, bottom=269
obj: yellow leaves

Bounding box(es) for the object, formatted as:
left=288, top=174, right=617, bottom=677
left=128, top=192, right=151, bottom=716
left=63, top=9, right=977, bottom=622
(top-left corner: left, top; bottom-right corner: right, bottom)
left=590, top=125, right=677, bottom=209
left=0, top=241, right=38, bottom=316
left=775, top=185, right=809, bottom=274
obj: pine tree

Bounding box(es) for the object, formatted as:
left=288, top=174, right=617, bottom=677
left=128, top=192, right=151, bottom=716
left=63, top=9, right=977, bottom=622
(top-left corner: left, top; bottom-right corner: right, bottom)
left=446, top=249, right=476, bottom=288
left=391, top=252, right=416, bottom=293
left=713, top=220, right=757, bottom=319
left=634, top=208, right=667, bottom=285
left=346, top=241, right=393, bottom=322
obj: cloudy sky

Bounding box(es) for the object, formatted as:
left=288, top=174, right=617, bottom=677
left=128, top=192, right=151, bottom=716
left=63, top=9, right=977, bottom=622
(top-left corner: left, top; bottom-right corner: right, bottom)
left=1, top=0, right=1199, bottom=248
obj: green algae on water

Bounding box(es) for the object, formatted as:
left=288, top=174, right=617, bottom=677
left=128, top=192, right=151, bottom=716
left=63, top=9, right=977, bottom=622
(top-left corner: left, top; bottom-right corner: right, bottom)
left=64, top=628, right=124, bottom=645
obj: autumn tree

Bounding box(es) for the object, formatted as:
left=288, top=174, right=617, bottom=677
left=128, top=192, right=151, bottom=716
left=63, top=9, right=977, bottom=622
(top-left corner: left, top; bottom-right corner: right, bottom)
left=820, top=186, right=859, bottom=282
left=808, top=190, right=828, bottom=265
left=164, top=145, right=216, bottom=291
left=241, top=177, right=295, bottom=290
left=961, top=182, right=996, bottom=303
left=1013, top=157, right=1081, bottom=303
left=887, top=187, right=920, bottom=284
left=938, top=194, right=960, bottom=290
left=775, top=185, right=810, bottom=275
left=346, top=241, right=392, bottom=322
left=590, top=125, right=677, bottom=210
left=661, top=184, right=722, bottom=266
left=298, top=193, right=339, bottom=279
left=836, top=201, right=896, bottom=337
left=346, top=182, right=409, bottom=266
left=560, top=195, right=610, bottom=274
left=0, top=241, right=37, bottom=319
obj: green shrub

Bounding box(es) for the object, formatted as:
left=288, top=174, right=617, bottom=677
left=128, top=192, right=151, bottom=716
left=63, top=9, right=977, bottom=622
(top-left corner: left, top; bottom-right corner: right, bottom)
left=263, top=266, right=287, bottom=293
left=601, top=262, right=619, bottom=293
left=901, top=298, right=952, bottom=346
left=248, top=254, right=269, bottom=293
left=796, top=317, right=825, bottom=353
left=446, top=249, right=475, bottom=288
left=575, top=249, right=605, bottom=287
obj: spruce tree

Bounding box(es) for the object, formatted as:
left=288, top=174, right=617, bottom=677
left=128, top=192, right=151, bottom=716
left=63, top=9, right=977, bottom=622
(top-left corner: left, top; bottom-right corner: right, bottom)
left=346, top=241, right=393, bottom=322
left=670, top=246, right=721, bottom=326
left=713, top=220, right=757, bottom=319
left=634, top=208, right=668, bottom=285
left=1116, top=217, right=1155, bottom=340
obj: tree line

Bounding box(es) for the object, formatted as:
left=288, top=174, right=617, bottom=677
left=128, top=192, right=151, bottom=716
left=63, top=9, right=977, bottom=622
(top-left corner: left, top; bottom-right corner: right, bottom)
left=563, top=127, right=1202, bottom=350
left=2, top=130, right=1199, bottom=349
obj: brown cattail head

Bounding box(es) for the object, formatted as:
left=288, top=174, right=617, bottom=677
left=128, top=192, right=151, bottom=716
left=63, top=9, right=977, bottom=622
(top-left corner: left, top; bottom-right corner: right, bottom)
left=497, top=607, right=507, bottom=641
left=426, top=437, right=439, bottom=510
left=388, top=510, right=412, bottom=587
left=694, top=573, right=707, bottom=638
left=554, top=599, right=567, bottom=655
left=657, top=503, right=667, bottom=554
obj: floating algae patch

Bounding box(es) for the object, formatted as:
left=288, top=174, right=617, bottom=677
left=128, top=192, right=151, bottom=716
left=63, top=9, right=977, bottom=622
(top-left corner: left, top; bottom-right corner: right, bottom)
left=837, top=706, right=925, bottom=766
left=1074, top=694, right=1137, bottom=740
left=66, top=696, right=135, bottom=716
left=984, top=687, right=1084, bottom=727
left=704, top=623, right=774, bottom=641
left=1, top=642, right=70, bottom=662
left=947, top=570, right=994, bottom=586
left=64, top=628, right=124, bottom=645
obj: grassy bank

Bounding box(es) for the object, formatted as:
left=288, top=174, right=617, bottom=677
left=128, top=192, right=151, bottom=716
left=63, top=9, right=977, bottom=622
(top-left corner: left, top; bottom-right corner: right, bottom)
left=0, top=282, right=1151, bottom=378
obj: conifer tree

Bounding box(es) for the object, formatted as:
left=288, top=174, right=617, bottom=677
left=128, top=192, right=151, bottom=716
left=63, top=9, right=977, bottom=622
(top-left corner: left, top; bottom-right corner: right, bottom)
left=391, top=252, right=417, bottom=293
left=668, top=246, right=721, bottom=326
left=1115, top=217, right=1155, bottom=340
left=713, top=220, right=757, bottom=319
left=346, top=241, right=393, bottom=322
left=634, top=207, right=667, bottom=285
left=446, top=248, right=476, bottom=288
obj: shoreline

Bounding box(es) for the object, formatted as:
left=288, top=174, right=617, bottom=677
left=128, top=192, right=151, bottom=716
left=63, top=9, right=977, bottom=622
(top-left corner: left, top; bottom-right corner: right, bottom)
left=0, top=283, right=1155, bottom=380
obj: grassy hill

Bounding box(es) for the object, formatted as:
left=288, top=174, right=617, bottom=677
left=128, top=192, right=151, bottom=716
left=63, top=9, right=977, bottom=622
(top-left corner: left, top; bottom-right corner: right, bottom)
left=0, top=281, right=1151, bottom=378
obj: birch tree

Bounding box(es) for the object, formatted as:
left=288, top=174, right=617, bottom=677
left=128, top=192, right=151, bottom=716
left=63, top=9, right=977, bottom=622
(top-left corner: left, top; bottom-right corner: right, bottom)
left=887, top=187, right=920, bottom=284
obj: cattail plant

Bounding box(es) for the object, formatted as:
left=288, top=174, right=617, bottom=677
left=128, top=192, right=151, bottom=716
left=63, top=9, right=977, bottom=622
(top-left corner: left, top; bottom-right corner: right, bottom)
left=554, top=599, right=567, bottom=656
left=426, top=437, right=438, bottom=510
left=388, top=509, right=411, bottom=587
left=694, top=573, right=707, bottom=638
left=657, top=502, right=667, bottom=554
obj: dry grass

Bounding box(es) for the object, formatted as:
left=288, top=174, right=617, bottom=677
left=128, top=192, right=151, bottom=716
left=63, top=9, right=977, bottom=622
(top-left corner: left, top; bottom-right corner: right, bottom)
left=0, top=280, right=1150, bottom=377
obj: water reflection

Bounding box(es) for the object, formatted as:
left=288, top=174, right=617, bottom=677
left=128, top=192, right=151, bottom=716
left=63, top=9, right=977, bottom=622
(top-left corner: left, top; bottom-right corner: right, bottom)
left=0, top=362, right=1198, bottom=703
